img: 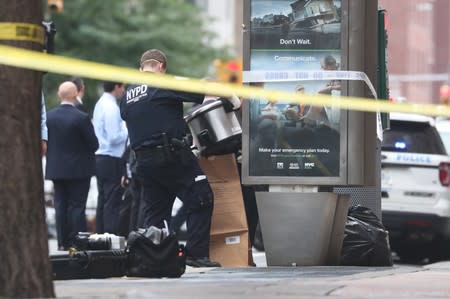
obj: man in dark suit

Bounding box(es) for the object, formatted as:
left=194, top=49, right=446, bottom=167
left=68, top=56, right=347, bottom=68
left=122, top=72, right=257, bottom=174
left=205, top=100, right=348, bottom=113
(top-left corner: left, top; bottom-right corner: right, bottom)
left=45, top=81, right=99, bottom=250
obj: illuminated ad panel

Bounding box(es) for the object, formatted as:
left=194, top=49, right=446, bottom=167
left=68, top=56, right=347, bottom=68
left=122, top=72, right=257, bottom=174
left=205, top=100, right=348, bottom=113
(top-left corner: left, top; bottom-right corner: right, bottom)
left=247, top=0, right=342, bottom=178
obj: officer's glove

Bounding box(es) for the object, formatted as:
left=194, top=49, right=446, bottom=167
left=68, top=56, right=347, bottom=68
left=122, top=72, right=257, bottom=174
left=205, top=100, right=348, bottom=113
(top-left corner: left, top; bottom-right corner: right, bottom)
left=228, top=94, right=241, bottom=110
left=220, top=94, right=241, bottom=112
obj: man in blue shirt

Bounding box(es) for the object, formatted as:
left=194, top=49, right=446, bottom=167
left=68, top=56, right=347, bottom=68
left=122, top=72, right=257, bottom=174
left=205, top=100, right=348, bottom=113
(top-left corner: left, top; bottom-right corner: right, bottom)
left=93, top=81, right=128, bottom=234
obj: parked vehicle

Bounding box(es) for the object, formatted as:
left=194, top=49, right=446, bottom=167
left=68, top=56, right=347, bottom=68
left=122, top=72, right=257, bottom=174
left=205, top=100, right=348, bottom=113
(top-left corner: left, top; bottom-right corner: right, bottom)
left=381, top=113, right=450, bottom=262
left=436, top=118, right=450, bottom=153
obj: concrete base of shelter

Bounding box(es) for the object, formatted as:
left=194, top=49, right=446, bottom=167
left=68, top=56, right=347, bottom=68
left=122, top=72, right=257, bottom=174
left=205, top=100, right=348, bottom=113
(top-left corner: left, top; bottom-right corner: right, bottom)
left=256, top=191, right=350, bottom=266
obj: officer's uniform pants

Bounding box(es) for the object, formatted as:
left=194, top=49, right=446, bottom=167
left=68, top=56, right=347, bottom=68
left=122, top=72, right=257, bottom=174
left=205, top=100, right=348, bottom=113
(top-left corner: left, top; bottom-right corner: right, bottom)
left=135, top=147, right=214, bottom=258
left=128, top=176, right=143, bottom=230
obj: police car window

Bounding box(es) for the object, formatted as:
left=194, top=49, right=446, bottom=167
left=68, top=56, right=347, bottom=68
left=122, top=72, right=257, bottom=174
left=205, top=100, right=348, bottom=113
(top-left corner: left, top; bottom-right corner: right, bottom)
left=438, top=131, right=450, bottom=154
left=382, top=120, right=446, bottom=155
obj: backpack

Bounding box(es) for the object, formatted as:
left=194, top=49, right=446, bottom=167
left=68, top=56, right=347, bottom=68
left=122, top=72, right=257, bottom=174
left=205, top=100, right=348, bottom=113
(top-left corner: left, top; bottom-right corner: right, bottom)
left=126, top=224, right=186, bottom=278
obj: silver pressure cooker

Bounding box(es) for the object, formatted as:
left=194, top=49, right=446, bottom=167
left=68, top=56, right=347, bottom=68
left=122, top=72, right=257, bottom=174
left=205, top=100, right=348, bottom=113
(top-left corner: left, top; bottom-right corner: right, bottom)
left=184, top=99, right=242, bottom=156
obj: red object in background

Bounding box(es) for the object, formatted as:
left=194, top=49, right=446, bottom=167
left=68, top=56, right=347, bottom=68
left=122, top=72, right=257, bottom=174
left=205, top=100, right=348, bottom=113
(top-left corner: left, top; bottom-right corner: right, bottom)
left=215, top=59, right=242, bottom=83
left=440, top=84, right=450, bottom=104
left=440, top=84, right=450, bottom=97
left=227, top=61, right=240, bottom=72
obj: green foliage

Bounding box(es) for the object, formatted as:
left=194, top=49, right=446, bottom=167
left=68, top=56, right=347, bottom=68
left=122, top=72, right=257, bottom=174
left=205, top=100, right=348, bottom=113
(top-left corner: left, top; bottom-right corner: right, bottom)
left=42, top=0, right=232, bottom=112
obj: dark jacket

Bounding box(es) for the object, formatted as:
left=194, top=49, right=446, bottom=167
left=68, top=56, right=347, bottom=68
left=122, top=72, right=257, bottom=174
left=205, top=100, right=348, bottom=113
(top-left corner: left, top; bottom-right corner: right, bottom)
left=75, top=100, right=86, bottom=113
left=45, top=104, right=99, bottom=179
left=120, top=84, right=204, bottom=149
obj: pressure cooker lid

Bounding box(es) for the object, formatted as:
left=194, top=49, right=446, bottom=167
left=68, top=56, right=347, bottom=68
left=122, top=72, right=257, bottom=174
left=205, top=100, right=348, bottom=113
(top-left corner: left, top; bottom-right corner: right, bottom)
left=184, top=99, right=223, bottom=122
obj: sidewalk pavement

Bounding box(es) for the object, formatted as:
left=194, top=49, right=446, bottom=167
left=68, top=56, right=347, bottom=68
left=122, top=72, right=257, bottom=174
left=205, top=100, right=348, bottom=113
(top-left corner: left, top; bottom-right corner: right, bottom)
left=49, top=239, right=450, bottom=299
left=53, top=262, right=450, bottom=299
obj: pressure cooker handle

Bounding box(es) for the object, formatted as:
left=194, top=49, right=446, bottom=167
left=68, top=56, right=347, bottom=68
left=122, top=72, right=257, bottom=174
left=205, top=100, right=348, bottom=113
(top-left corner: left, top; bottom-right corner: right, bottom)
left=197, top=129, right=211, bottom=146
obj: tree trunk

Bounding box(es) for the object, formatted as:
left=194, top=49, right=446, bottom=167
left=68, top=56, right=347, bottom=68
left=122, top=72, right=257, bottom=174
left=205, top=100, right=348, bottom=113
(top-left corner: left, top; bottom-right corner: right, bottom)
left=0, top=2, right=55, bottom=298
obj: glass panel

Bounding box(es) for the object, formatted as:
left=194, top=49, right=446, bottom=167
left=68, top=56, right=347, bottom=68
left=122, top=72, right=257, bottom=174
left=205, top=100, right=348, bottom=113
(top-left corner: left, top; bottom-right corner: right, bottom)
left=248, top=0, right=342, bottom=177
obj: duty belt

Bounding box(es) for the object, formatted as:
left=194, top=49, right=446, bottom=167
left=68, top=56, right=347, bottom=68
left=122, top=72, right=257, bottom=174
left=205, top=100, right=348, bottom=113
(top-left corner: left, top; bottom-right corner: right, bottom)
left=135, top=134, right=191, bottom=161
left=135, top=133, right=192, bottom=151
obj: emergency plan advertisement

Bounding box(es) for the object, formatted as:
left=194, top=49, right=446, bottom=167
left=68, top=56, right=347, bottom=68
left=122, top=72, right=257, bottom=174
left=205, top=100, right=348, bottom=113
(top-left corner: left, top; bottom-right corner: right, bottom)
left=248, top=0, right=342, bottom=178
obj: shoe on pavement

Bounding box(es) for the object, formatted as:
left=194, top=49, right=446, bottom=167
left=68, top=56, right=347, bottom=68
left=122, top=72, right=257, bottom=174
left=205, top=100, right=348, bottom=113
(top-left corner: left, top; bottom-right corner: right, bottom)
left=186, top=256, right=221, bottom=267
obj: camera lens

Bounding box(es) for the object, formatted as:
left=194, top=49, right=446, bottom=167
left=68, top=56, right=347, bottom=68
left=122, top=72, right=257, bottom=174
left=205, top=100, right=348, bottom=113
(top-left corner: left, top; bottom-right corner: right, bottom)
left=73, top=233, right=90, bottom=250
left=88, top=237, right=112, bottom=250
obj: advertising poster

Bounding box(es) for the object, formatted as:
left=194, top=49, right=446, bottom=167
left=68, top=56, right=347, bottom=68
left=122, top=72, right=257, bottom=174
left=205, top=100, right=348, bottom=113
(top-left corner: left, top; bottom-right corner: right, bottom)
left=248, top=0, right=342, bottom=178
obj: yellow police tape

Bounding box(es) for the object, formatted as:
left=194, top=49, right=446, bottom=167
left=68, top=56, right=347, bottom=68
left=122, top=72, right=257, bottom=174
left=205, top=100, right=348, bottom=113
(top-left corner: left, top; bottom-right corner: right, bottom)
left=0, top=23, right=45, bottom=45
left=1, top=44, right=450, bottom=117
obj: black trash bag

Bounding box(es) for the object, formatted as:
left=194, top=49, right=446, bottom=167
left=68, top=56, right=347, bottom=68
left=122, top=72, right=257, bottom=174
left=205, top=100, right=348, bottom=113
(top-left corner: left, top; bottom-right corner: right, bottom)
left=126, top=223, right=186, bottom=278
left=340, top=205, right=393, bottom=266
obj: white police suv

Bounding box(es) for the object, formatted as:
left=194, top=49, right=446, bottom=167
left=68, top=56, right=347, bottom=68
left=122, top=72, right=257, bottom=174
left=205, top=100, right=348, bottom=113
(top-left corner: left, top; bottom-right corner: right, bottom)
left=381, top=113, right=450, bottom=262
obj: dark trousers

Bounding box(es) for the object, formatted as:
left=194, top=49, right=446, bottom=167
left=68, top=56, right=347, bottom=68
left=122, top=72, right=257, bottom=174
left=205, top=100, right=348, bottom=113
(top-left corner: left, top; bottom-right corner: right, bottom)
left=95, top=155, right=125, bottom=234
left=117, top=176, right=143, bottom=237
left=140, top=178, right=213, bottom=258
left=129, top=176, right=143, bottom=230
left=182, top=180, right=214, bottom=258
left=53, top=178, right=90, bottom=248
left=136, top=147, right=214, bottom=258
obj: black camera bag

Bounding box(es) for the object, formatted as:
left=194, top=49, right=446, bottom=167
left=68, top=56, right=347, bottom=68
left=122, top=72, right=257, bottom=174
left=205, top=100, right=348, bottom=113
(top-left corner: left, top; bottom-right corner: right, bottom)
left=126, top=229, right=186, bottom=278
left=51, top=250, right=128, bottom=280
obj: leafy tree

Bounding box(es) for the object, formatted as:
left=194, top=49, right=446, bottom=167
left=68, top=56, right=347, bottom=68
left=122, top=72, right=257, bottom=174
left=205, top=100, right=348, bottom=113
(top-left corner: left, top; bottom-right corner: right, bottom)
left=43, top=0, right=232, bottom=112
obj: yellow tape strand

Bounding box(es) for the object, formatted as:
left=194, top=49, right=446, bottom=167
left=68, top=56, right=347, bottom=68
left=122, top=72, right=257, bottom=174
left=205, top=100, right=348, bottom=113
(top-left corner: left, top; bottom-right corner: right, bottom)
left=0, top=44, right=450, bottom=117
left=0, top=23, right=45, bottom=45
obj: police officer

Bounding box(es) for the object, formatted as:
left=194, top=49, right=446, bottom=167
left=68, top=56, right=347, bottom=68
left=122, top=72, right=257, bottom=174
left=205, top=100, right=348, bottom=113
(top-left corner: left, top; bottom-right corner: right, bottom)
left=120, top=49, right=221, bottom=267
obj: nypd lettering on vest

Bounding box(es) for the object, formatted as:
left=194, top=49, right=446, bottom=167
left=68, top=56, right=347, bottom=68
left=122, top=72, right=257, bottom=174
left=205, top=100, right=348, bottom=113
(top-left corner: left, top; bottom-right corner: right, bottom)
left=126, top=85, right=148, bottom=104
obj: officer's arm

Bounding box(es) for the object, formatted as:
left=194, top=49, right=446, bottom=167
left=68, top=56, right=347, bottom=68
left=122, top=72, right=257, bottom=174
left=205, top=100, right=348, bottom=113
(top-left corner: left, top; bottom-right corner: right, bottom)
left=170, top=90, right=205, bottom=104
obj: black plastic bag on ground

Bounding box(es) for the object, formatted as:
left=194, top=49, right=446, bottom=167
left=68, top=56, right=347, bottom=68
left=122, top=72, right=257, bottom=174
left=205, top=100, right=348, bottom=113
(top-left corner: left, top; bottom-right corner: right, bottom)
left=126, top=224, right=186, bottom=278
left=340, top=205, right=393, bottom=266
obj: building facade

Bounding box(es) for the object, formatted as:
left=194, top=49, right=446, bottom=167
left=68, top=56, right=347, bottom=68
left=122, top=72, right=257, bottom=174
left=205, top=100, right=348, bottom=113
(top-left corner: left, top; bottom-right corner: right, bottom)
left=379, top=0, right=450, bottom=104
left=188, top=0, right=243, bottom=57
left=187, top=0, right=450, bottom=105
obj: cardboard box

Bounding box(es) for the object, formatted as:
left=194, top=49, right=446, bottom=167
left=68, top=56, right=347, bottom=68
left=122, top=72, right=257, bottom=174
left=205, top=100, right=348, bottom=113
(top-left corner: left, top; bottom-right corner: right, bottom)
left=209, top=231, right=250, bottom=267
left=199, top=154, right=250, bottom=267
